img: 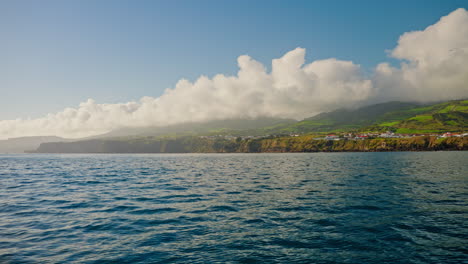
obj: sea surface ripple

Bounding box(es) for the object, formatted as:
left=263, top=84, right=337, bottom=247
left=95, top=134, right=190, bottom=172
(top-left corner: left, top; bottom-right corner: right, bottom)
left=0, top=152, right=467, bottom=263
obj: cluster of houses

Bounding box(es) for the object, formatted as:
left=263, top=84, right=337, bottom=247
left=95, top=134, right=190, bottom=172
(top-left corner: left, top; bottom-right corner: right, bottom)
left=199, top=131, right=467, bottom=141
left=318, top=131, right=468, bottom=141
left=440, top=132, right=467, bottom=138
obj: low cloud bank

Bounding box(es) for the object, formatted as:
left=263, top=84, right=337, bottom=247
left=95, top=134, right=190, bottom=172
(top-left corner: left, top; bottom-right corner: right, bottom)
left=1, top=8, right=467, bottom=139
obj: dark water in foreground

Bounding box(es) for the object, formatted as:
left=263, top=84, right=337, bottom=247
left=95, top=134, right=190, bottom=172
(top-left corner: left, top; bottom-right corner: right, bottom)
left=0, top=152, right=467, bottom=264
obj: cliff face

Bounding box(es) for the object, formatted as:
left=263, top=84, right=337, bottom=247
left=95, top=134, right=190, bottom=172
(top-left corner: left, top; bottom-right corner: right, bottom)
left=34, top=136, right=467, bottom=153
left=246, top=136, right=467, bottom=152
left=35, top=138, right=215, bottom=153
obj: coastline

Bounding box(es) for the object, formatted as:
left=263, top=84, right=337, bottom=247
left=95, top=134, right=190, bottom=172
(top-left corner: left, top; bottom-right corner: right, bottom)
left=30, top=136, right=467, bottom=154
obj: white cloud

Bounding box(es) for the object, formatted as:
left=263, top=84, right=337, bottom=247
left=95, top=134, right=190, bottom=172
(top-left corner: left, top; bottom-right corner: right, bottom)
left=1, top=8, right=467, bottom=139
left=373, top=8, right=468, bottom=102
left=0, top=48, right=374, bottom=139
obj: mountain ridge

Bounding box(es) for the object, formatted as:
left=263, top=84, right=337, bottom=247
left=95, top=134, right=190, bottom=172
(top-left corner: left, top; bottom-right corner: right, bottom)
left=9, top=99, right=468, bottom=153
left=81, top=99, right=468, bottom=140
left=272, top=99, right=468, bottom=134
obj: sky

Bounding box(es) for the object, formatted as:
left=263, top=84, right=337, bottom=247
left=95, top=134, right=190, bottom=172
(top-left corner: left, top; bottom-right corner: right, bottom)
left=1, top=0, right=468, bottom=139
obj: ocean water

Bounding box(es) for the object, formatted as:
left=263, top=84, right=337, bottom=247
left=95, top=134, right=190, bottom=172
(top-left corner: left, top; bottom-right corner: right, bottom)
left=0, top=152, right=467, bottom=264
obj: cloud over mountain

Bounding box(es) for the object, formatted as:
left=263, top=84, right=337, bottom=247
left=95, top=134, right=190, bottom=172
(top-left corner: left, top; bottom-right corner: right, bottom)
left=1, top=8, right=467, bottom=139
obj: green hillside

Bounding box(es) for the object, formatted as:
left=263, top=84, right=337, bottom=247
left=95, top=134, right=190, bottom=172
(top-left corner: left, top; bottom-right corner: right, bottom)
left=31, top=99, right=468, bottom=154
left=272, top=100, right=468, bottom=134
left=91, top=117, right=296, bottom=139
left=65, top=99, right=468, bottom=150
left=91, top=100, right=466, bottom=140
left=371, top=100, right=468, bottom=133
left=276, top=102, right=419, bottom=133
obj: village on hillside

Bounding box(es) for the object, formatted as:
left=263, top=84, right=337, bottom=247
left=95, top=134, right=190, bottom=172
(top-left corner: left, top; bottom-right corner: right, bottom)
left=199, top=131, right=468, bottom=141
left=316, top=131, right=468, bottom=141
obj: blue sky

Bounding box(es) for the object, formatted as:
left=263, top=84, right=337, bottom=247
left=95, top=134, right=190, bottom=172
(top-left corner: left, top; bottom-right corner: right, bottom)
left=1, top=0, right=467, bottom=120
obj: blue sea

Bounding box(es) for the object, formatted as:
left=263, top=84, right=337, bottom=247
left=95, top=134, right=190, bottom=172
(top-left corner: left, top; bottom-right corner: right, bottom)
left=0, top=152, right=467, bottom=263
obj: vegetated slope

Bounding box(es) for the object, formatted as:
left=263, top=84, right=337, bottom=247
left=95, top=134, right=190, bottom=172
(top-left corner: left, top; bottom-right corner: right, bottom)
left=281, top=101, right=420, bottom=133
left=273, top=99, right=468, bottom=134
left=31, top=99, right=468, bottom=153
left=84, top=100, right=467, bottom=140
left=372, top=100, right=468, bottom=133
left=89, top=117, right=296, bottom=139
